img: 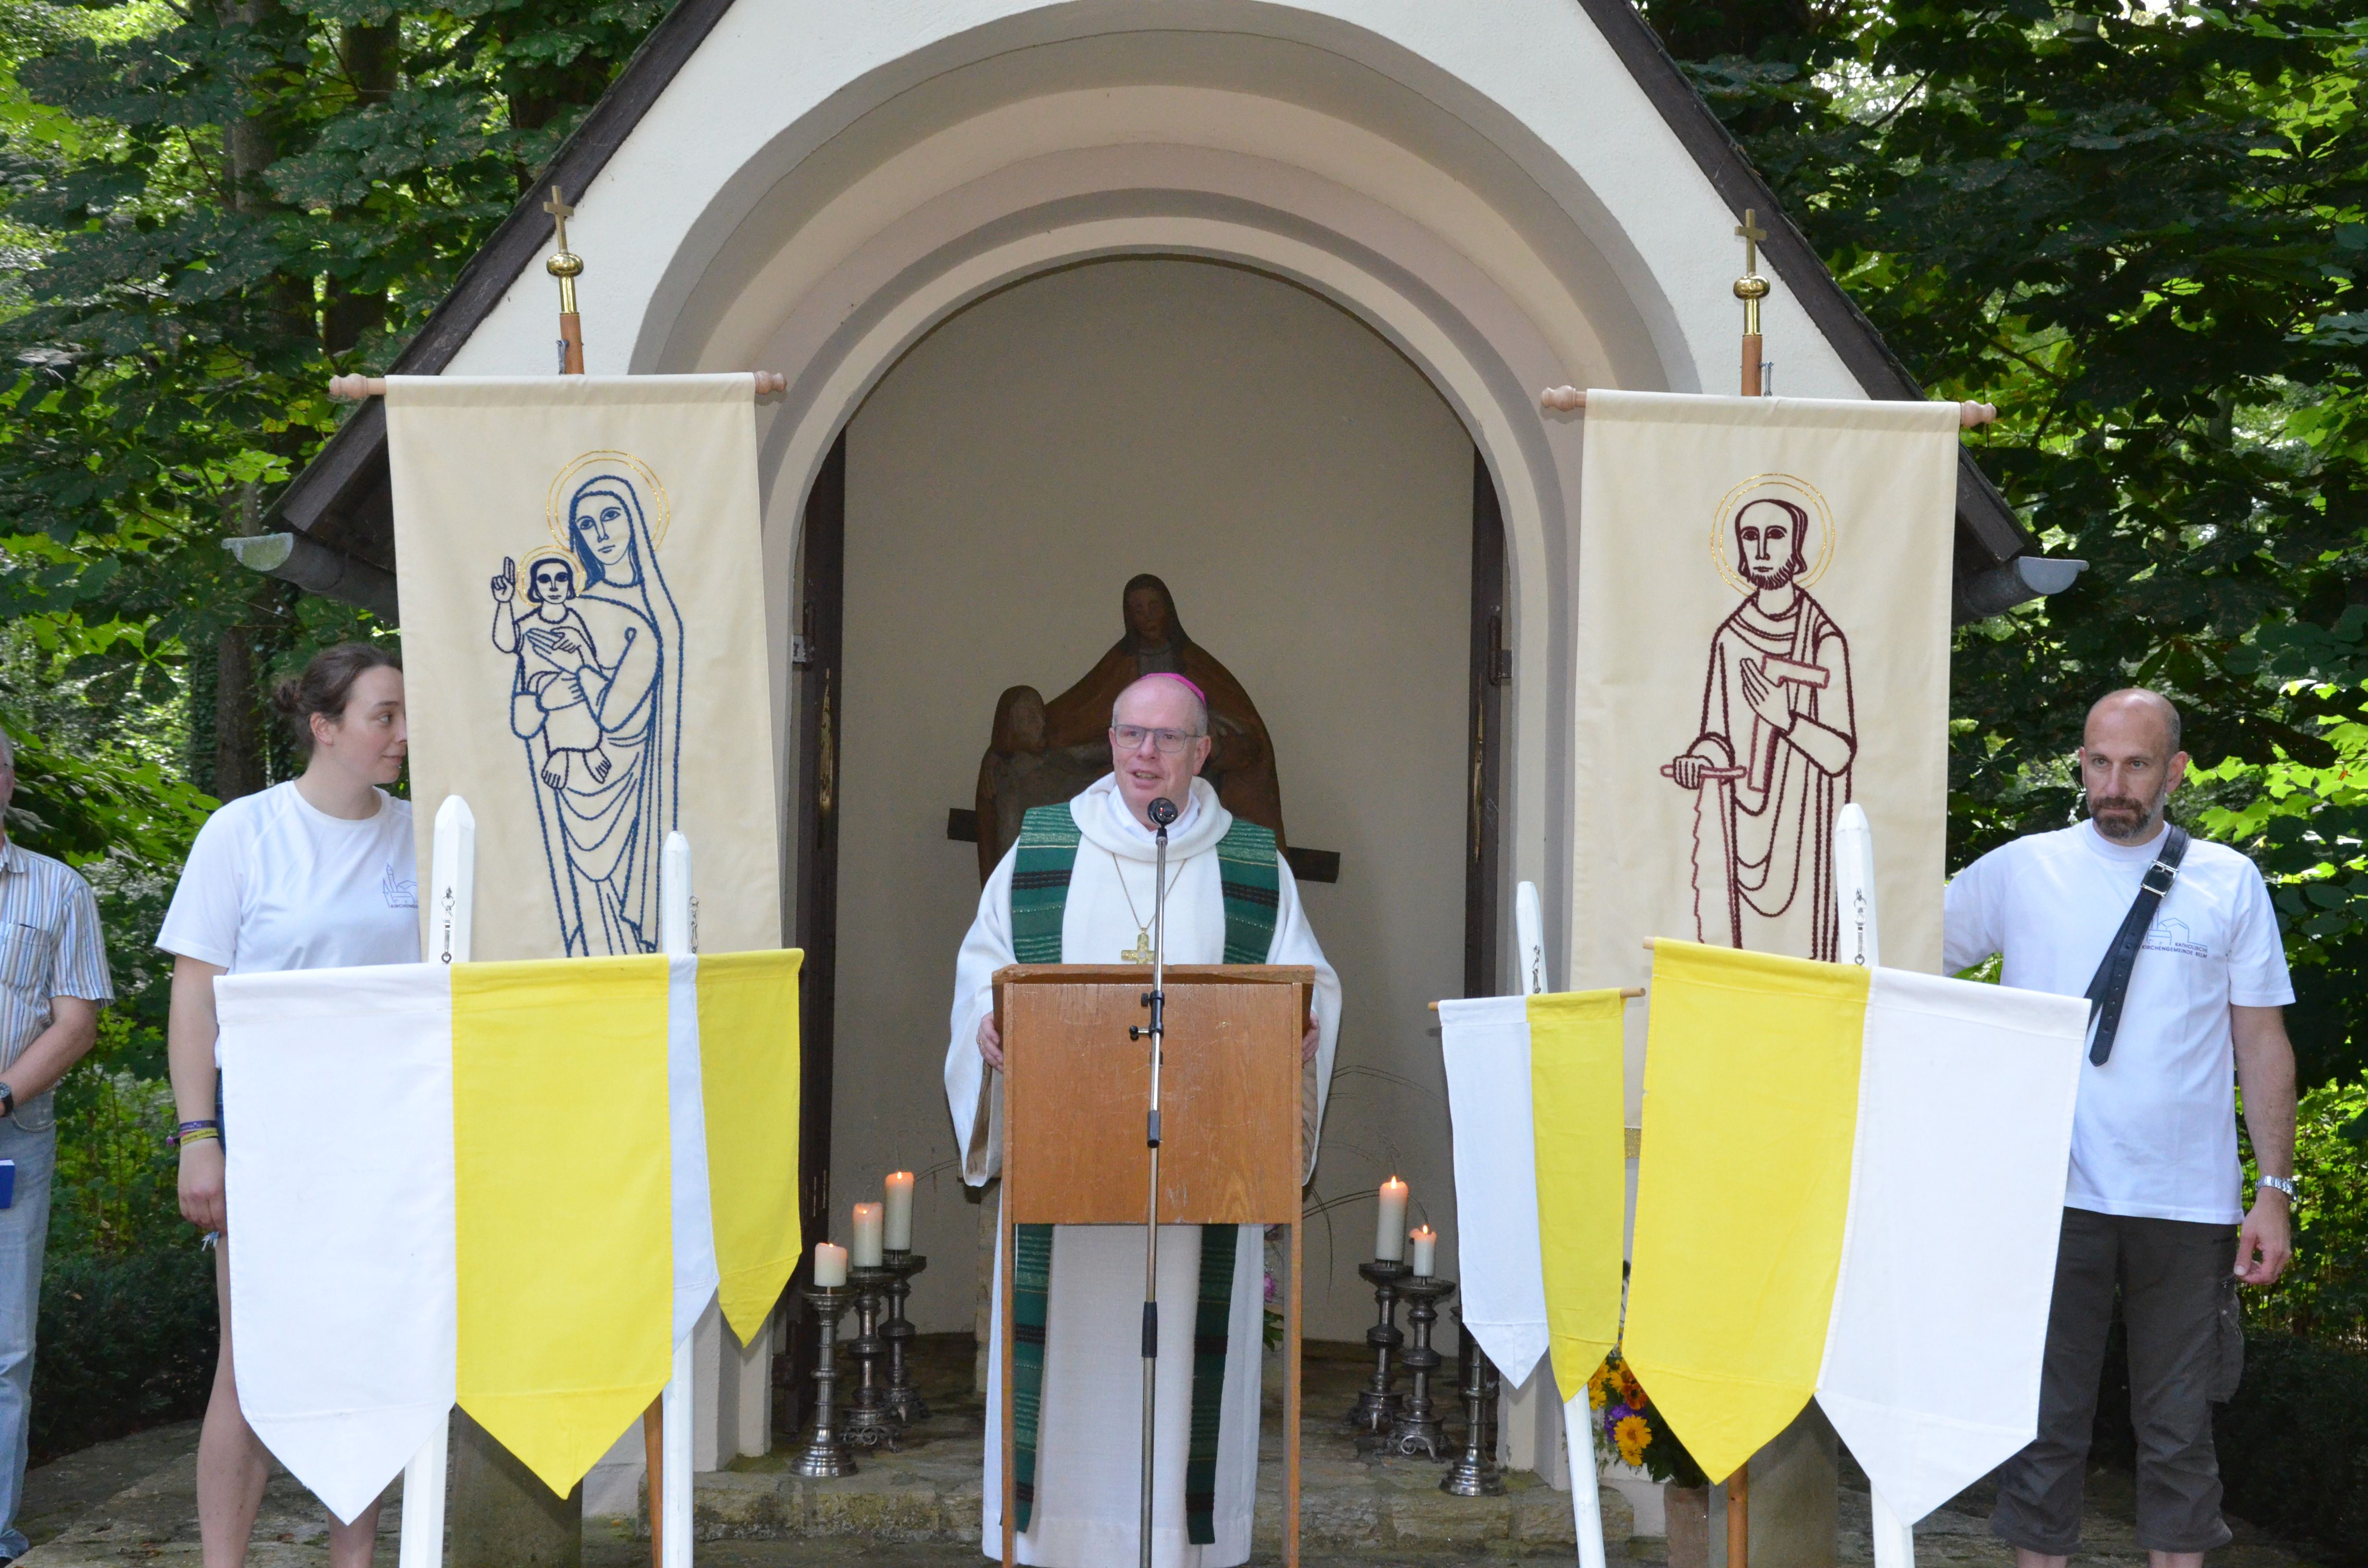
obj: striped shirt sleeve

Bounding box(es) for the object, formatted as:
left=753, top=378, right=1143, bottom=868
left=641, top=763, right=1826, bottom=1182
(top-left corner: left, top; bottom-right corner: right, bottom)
left=49, top=864, right=112, bottom=1003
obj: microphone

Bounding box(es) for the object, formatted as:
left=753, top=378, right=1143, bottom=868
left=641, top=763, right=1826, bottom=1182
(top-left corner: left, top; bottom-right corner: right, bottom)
left=1148, top=796, right=1179, bottom=827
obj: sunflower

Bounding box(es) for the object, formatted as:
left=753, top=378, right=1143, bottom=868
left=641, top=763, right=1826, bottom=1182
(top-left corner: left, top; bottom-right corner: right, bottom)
left=1613, top=1413, right=1651, bottom=1468
left=1586, top=1360, right=1618, bottom=1411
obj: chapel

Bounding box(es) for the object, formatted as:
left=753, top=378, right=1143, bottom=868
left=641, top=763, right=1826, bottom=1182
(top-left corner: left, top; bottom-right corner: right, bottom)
left=242, top=0, right=2075, bottom=1557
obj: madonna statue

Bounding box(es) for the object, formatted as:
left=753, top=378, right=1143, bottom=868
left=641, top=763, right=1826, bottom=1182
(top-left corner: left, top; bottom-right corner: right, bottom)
left=974, top=574, right=1287, bottom=879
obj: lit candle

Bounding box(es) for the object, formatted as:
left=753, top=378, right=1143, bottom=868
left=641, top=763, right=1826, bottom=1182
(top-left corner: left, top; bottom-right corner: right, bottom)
left=884, top=1172, right=915, bottom=1252
left=1375, top=1177, right=1409, bottom=1262
left=1409, top=1226, right=1437, bottom=1277
left=813, top=1241, right=848, bottom=1288
left=851, top=1201, right=884, bottom=1267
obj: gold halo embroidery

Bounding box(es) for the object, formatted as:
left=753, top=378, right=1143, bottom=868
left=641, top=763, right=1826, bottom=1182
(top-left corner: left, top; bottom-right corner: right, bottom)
left=547, top=450, right=671, bottom=556
left=1709, top=472, right=1835, bottom=594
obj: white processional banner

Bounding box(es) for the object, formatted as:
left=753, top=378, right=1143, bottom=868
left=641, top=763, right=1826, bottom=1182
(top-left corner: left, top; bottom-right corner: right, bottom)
left=384, top=375, right=780, bottom=960
left=219, top=966, right=456, bottom=1525
left=1437, top=995, right=1549, bottom=1387
left=218, top=957, right=726, bottom=1514
left=1817, top=967, right=2088, bottom=1522
left=1571, top=391, right=1960, bottom=995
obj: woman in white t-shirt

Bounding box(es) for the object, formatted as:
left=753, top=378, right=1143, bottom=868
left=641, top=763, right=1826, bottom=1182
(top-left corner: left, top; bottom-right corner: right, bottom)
left=159, top=643, right=415, bottom=1568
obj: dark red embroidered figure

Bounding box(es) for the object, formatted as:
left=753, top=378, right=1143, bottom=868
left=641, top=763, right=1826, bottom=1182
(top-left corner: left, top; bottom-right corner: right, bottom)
left=1664, top=495, right=1856, bottom=959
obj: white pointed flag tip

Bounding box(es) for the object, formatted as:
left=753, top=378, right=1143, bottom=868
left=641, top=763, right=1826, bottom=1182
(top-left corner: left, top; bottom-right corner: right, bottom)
left=1815, top=967, right=2086, bottom=1523
left=1438, top=994, right=1549, bottom=1387
left=220, top=964, right=458, bottom=1523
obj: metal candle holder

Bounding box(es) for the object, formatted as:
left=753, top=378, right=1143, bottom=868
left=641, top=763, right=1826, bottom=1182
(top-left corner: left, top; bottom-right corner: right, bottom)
left=1388, top=1275, right=1457, bottom=1459
left=842, top=1265, right=899, bottom=1449
left=880, top=1250, right=931, bottom=1426
left=1347, top=1258, right=1411, bottom=1434
left=1440, top=1314, right=1505, bottom=1497
left=795, top=1282, right=856, bottom=1477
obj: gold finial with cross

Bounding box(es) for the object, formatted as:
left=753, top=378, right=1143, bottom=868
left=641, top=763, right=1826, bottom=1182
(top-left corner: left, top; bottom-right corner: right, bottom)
left=543, top=185, right=586, bottom=373
left=543, top=186, right=583, bottom=310
left=1734, top=208, right=1771, bottom=394
left=1733, top=208, right=1770, bottom=329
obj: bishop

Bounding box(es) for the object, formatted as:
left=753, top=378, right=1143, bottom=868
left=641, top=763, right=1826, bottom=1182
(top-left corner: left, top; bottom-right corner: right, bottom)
left=945, top=673, right=1342, bottom=1567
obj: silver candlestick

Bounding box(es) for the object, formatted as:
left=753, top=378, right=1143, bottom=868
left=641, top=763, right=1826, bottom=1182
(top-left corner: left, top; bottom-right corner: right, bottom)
left=880, top=1250, right=931, bottom=1426
left=1388, top=1275, right=1456, bottom=1459
left=843, top=1265, right=898, bottom=1449
left=795, top=1283, right=856, bottom=1478
left=1440, top=1313, right=1505, bottom=1496
left=1348, top=1259, right=1411, bottom=1434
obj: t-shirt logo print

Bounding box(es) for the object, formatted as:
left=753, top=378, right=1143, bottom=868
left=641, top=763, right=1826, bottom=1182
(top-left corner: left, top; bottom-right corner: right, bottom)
left=1665, top=475, right=1859, bottom=961
left=2142, top=916, right=2208, bottom=959
left=382, top=860, right=419, bottom=910
left=487, top=452, right=684, bottom=957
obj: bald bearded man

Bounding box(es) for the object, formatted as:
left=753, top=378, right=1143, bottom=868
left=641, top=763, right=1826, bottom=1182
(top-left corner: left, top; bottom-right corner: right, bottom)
left=945, top=673, right=1340, bottom=1568
left=1945, top=689, right=2296, bottom=1568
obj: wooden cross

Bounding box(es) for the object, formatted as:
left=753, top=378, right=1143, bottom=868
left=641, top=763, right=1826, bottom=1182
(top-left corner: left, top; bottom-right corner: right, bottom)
left=1735, top=208, right=1767, bottom=276
left=543, top=186, right=574, bottom=251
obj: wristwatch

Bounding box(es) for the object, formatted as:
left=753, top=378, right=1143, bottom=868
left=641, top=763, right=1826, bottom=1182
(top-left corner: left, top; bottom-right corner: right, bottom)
left=2257, top=1174, right=2298, bottom=1200
left=0, top=1081, right=14, bottom=1118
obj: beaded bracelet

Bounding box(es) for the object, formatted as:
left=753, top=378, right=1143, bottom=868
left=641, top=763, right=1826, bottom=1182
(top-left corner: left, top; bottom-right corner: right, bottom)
left=171, top=1119, right=220, bottom=1151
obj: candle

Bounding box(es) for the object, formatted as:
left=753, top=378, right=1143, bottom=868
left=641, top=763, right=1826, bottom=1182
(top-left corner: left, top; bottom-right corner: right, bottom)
left=1409, top=1225, right=1437, bottom=1277
left=851, top=1202, right=884, bottom=1267
left=813, top=1241, right=848, bottom=1288
left=884, top=1171, right=915, bottom=1252
left=1375, top=1176, right=1409, bottom=1262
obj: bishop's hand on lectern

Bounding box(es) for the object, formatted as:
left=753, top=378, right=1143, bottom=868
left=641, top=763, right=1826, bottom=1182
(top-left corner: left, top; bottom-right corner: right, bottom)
left=943, top=676, right=1340, bottom=1568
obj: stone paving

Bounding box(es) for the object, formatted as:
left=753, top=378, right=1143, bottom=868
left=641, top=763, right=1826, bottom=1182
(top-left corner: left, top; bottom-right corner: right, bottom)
left=18, top=1341, right=2324, bottom=1567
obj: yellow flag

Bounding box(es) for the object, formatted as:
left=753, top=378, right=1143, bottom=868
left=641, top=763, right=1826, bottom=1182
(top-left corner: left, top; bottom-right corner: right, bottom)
left=1528, top=990, right=1628, bottom=1401
left=453, top=956, right=672, bottom=1496
left=1622, top=940, right=1866, bottom=1483
left=696, top=949, right=805, bottom=1345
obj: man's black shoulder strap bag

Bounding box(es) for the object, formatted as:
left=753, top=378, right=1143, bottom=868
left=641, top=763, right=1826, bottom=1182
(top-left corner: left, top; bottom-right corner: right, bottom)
left=2084, top=824, right=2190, bottom=1065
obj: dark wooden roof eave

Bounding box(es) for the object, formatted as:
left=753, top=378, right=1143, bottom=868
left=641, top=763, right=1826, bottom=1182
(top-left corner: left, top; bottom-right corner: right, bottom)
left=271, top=0, right=2037, bottom=599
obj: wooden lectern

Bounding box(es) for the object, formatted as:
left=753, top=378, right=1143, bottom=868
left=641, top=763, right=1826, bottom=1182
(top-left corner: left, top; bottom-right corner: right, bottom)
left=994, top=963, right=1314, bottom=1568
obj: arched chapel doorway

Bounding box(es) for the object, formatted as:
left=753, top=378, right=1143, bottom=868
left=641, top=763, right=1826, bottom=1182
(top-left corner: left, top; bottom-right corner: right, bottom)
left=789, top=257, right=1507, bottom=1349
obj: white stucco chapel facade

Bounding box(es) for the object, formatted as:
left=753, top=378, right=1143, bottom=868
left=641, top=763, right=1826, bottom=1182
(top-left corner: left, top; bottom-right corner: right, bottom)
left=270, top=0, right=2048, bottom=1524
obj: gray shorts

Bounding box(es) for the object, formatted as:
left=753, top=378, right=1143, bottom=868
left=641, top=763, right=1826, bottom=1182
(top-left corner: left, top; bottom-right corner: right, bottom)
left=1991, top=1206, right=2242, bottom=1556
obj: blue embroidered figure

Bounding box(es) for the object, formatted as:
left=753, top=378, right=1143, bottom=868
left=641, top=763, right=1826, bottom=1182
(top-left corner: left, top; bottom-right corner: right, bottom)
left=490, top=551, right=612, bottom=788
left=500, top=466, right=685, bottom=956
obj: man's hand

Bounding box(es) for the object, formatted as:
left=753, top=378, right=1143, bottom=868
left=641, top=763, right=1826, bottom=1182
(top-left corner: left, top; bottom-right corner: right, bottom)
left=179, top=1139, right=227, bottom=1232
left=1667, top=754, right=1707, bottom=790
left=977, top=1010, right=1004, bottom=1071
left=2235, top=1190, right=2292, bottom=1286
left=1739, top=658, right=1790, bottom=734
left=1303, top=1011, right=1320, bottom=1066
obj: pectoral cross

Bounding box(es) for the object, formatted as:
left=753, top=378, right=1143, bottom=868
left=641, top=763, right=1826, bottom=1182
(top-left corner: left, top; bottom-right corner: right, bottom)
left=1122, top=930, right=1154, bottom=964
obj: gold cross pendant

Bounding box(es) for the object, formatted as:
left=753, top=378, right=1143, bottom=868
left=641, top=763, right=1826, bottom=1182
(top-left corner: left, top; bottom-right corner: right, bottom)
left=1121, top=931, right=1154, bottom=964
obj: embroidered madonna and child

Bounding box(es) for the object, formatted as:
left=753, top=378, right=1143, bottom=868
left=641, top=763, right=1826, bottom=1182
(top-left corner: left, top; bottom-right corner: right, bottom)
left=485, top=455, right=686, bottom=958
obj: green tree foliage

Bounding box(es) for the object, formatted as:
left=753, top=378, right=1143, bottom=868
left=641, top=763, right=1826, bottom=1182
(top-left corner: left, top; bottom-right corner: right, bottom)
left=0, top=0, right=665, bottom=803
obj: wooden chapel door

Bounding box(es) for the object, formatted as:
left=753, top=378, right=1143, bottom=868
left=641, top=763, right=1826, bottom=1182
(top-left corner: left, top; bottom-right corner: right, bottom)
left=777, top=431, right=845, bottom=1434
left=1466, top=447, right=1508, bottom=998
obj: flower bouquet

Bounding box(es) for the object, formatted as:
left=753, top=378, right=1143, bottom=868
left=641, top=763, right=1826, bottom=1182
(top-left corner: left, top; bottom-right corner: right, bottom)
left=1585, top=1350, right=1707, bottom=1488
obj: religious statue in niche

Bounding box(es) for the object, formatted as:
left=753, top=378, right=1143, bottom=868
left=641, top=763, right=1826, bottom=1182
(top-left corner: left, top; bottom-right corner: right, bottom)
left=973, top=574, right=1288, bottom=881
left=1663, top=478, right=1857, bottom=960
left=487, top=453, right=684, bottom=956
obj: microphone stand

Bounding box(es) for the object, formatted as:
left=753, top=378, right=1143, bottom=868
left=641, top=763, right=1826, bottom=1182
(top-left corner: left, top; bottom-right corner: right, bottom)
left=1131, top=796, right=1177, bottom=1568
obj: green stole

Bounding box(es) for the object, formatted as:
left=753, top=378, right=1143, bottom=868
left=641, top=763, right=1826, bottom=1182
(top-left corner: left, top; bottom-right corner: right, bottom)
left=1007, top=800, right=1280, bottom=1544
